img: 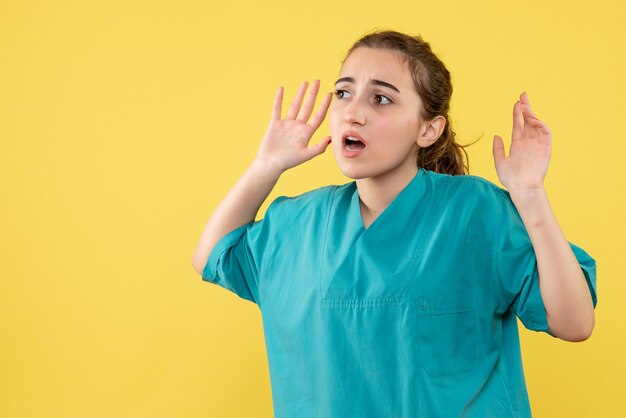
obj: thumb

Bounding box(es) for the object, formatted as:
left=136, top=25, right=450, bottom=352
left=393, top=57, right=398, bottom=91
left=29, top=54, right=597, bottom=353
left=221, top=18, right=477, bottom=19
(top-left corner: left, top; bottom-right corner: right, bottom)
left=492, top=135, right=505, bottom=166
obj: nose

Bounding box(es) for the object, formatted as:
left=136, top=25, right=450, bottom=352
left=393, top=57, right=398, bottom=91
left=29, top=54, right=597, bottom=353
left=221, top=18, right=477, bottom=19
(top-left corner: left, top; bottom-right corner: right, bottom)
left=344, top=96, right=366, bottom=125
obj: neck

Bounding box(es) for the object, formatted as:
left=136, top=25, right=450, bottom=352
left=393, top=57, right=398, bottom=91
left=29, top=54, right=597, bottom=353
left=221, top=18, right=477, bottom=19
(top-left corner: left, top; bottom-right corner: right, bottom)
left=356, top=165, right=419, bottom=215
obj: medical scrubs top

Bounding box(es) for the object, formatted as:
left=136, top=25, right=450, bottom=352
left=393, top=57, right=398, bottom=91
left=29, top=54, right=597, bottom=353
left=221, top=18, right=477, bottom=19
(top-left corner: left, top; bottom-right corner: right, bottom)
left=202, top=168, right=597, bottom=418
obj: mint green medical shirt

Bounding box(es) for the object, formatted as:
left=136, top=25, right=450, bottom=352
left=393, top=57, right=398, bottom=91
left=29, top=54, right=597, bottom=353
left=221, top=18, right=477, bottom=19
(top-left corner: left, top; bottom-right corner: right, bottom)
left=202, top=168, right=598, bottom=418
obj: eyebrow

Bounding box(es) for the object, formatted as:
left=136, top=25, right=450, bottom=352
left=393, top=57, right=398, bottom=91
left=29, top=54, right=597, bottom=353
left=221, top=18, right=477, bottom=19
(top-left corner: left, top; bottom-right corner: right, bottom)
left=334, top=77, right=401, bottom=93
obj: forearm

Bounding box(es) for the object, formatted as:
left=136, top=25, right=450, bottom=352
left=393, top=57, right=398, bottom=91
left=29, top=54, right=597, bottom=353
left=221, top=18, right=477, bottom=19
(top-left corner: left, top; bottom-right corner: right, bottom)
left=191, top=158, right=283, bottom=274
left=510, top=188, right=595, bottom=341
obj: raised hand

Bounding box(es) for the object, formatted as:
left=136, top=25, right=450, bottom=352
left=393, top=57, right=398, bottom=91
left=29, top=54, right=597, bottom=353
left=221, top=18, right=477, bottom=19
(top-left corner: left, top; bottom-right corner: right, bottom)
left=492, top=92, right=552, bottom=193
left=255, top=80, right=333, bottom=173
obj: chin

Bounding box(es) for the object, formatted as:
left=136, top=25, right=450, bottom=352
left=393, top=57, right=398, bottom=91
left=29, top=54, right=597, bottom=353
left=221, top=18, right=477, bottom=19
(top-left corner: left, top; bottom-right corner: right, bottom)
left=334, top=163, right=372, bottom=180
left=331, top=148, right=380, bottom=180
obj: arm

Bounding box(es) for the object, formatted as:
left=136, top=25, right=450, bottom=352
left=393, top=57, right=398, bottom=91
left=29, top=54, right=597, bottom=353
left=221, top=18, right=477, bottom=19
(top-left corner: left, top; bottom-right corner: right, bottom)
left=191, top=159, right=282, bottom=275
left=493, top=92, right=594, bottom=342
left=509, top=188, right=594, bottom=341
left=191, top=80, right=333, bottom=275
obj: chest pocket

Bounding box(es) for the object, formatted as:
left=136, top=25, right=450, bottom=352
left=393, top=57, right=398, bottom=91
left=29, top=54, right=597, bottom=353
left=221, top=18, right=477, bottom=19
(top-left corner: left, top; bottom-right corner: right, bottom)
left=416, top=292, right=478, bottom=377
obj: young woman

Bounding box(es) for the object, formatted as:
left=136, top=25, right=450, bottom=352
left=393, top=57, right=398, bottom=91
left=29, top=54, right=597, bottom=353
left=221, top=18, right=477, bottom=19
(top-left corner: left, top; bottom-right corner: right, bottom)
left=192, top=30, right=597, bottom=418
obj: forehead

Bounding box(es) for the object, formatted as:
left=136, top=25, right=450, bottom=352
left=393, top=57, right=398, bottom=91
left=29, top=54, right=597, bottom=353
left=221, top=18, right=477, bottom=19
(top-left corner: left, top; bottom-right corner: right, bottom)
left=340, top=47, right=412, bottom=87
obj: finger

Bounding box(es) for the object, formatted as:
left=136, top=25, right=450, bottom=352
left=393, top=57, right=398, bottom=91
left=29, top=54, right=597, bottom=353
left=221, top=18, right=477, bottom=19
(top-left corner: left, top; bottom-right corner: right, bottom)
left=531, top=117, right=552, bottom=137
left=305, top=136, right=332, bottom=160
left=297, top=79, right=320, bottom=122
left=492, top=134, right=506, bottom=165
left=512, top=101, right=524, bottom=141
left=520, top=102, right=534, bottom=130
left=520, top=92, right=535, bottom=115
left=286, top=81, right=309, bottom=120
left=520, top=92, right=541, bottom=136
left=271, top=86, right=284, bottom=121
left=307, top=91, right=333, bottom=130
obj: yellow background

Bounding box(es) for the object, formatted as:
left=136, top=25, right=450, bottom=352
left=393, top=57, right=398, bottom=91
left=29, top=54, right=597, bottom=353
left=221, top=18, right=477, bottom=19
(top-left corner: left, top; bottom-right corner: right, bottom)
left=1, top=0, right=625, bottom=417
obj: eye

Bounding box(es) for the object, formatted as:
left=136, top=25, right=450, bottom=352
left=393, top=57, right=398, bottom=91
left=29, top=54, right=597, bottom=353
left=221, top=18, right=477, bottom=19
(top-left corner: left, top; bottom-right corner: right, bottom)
left=333, top=89, right=392, bottom=105
left=376, top=94, right=392, bottom=105
left=334, top=89, right=350, bottom=99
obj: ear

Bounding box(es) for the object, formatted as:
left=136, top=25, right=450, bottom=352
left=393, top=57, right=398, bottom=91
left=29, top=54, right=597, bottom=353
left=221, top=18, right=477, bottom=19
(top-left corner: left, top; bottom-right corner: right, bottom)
left=416, top=115, right=447, bottom=148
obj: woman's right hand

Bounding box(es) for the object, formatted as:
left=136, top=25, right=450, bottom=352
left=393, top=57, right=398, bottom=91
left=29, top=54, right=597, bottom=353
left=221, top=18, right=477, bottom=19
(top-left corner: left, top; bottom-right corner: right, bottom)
left=255, top=80, right=333, bottom=174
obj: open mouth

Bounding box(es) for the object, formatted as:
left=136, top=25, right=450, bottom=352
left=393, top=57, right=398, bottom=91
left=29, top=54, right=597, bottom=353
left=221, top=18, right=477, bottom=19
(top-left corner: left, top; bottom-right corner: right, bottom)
left=344, top=135, right=367, bottom=151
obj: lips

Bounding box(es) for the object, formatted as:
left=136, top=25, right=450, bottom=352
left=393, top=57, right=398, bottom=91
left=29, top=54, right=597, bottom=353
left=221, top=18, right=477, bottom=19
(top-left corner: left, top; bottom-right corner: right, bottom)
left=342, top=131, right=367, bottom=147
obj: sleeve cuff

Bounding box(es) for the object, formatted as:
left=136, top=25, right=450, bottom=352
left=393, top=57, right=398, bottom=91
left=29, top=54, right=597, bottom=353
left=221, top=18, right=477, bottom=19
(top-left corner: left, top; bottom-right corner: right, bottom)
left=581, top=264, right=598, bottom=309
left=522, top=268, right=556, bottom=337
left=523, top=251, right=597, bottom=339
left=201, top=222, right=254, bottom=282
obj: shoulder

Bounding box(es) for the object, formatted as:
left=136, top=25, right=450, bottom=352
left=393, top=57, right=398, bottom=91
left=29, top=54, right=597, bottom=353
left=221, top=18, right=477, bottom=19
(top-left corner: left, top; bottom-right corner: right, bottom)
left=426, top=170, right=508, bottom=198
left=425, top=169, right=509, bottom=208
left=260, top=183, right=346, bottom=235
left=265, top=183, right=345, bottom=217
left=425, top=169, right=503, bottom=196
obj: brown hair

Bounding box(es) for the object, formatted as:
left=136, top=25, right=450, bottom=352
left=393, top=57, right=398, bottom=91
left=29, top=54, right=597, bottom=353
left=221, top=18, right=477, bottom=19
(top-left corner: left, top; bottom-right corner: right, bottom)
left=342, top=30, right=480, bottom=175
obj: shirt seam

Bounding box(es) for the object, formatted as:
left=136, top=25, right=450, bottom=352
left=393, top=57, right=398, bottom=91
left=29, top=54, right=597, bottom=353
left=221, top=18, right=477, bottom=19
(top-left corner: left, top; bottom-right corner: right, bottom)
left=492, top=189, right=507, bottom=313
left=496, top=349, right=520, bottom=417
left=240, top=227, right=260, bottom=308
left=257, top=196, right=291, bottom=308
left=318, top=186, right=337, bottom=304
left=397, top=172, right=438, bottom=301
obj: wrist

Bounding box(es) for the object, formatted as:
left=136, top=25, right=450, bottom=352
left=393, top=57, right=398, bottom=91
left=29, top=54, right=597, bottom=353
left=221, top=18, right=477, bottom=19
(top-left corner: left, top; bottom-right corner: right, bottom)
left=508, top=186, right=547, bottom=206
left=251, top=157, right=285, bottom=180
left=508, top=187, right=551, bottom=229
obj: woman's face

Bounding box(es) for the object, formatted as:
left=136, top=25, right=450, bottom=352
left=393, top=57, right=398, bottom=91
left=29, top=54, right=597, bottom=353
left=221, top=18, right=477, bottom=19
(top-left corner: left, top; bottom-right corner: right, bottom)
left=329, top=46, right=425, bottom=180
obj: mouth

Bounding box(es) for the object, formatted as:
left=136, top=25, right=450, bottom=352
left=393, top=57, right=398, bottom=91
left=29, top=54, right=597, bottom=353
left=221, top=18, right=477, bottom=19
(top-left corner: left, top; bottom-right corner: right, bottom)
left=342, top=131, right=367, bottom=151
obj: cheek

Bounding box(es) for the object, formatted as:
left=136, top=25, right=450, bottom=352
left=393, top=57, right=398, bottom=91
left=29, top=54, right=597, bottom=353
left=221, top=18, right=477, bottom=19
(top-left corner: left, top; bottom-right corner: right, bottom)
left=387, top=117, right=419, bottom=142
left=329, top=107, right=339, bottom=126
left=328, top=111, right=341, bottom=152
left=329, top=109, right=341, bottom=137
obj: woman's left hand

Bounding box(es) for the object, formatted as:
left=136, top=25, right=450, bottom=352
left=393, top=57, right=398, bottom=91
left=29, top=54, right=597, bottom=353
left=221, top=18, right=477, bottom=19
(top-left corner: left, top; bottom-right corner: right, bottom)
left=493, top=92, right=552, bottom=193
